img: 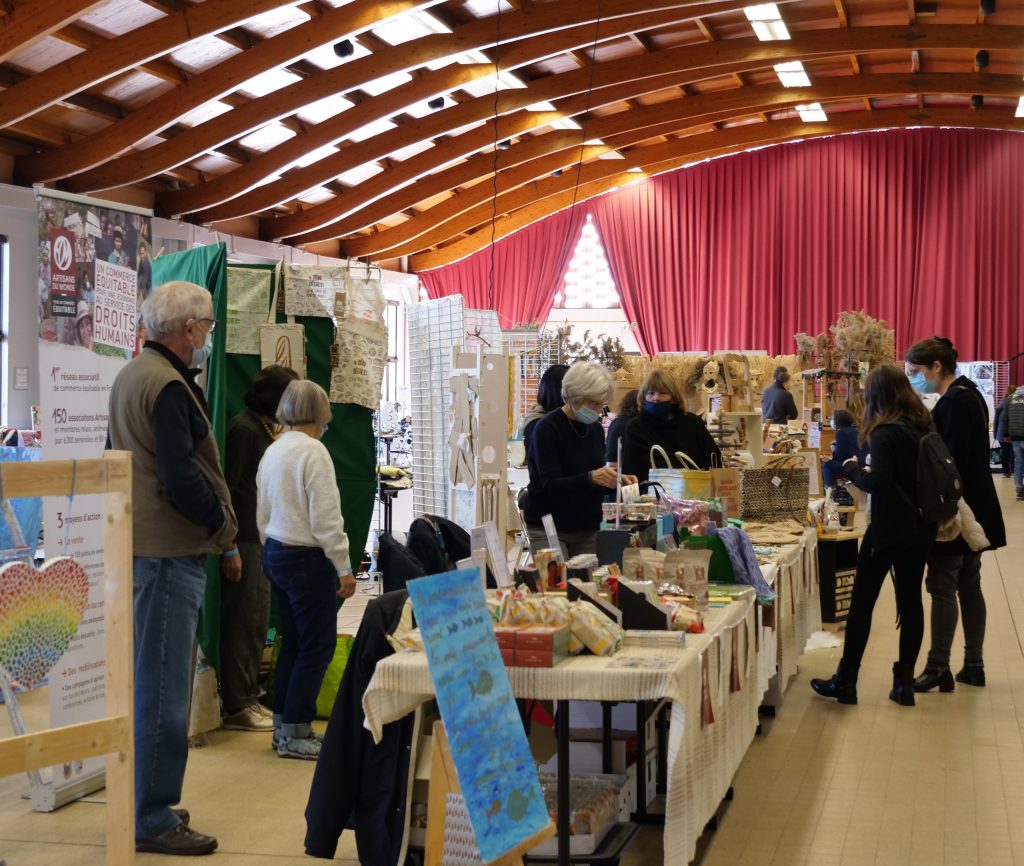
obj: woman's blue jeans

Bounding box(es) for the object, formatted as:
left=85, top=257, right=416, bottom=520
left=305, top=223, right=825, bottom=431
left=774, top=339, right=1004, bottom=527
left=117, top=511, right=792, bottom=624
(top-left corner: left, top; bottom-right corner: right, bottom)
left=263, top=539, right=337, bottom=737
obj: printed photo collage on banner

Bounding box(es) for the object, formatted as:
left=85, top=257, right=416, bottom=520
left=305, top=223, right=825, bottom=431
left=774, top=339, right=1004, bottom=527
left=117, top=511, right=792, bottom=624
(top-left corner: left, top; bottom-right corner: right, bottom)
left=38, top=196, right=152, bottom=359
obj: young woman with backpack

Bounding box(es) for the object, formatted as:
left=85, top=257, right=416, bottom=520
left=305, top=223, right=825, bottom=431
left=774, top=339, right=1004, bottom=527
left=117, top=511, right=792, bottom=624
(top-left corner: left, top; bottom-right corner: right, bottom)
left=810, top=365, right=938, bottom=707
left=904, top=337, right=1006, bottom=692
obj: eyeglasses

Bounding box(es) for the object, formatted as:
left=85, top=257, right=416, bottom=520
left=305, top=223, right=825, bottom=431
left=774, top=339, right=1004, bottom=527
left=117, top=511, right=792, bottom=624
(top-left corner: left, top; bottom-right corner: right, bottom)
left=188, top=317, right=218, bottom=333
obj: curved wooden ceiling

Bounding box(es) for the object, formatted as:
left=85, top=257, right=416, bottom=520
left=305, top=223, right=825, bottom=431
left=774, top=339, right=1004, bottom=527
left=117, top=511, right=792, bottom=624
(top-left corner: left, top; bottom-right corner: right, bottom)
left=2, top=0, right=1022, bottom=270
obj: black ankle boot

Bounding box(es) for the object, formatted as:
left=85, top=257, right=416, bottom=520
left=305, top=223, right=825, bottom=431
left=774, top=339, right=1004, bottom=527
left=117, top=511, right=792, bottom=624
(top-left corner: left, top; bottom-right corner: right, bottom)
left=811, top=660, right=858, bottom=704
left=913, top=666, right=954, bottom=693
left=890, top=662, right=915, bottom=706
left=955, top=662, right=986, bottom=687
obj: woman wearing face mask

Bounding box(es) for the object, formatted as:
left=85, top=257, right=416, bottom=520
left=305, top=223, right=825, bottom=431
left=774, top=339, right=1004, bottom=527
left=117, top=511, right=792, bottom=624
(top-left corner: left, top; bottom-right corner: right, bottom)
left=810, top=365, right=938, bottom=706
left=524, top=362, right=637, bottom=557
left=256, top=380, right=354, bottom=760
left=904, top=337, right=1005, bottom=693
left=621, top=369, right=721, bottom=485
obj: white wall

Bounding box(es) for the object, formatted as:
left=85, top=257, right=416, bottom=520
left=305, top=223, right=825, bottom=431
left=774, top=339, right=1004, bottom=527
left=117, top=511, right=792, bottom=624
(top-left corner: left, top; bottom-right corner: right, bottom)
left=1, top=184, right=42, bottom=428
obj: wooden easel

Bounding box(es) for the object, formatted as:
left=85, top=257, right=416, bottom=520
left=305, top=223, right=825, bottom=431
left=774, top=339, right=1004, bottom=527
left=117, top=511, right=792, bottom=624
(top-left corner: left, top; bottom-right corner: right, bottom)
left=425, top=721, right=556, bottom=866
left=0, top=453, right=134, bottom=865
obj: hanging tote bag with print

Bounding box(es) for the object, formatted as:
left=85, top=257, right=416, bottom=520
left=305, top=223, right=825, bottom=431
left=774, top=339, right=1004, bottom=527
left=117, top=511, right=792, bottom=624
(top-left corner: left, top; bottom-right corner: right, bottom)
left=648, top=445, right=713, bottom=501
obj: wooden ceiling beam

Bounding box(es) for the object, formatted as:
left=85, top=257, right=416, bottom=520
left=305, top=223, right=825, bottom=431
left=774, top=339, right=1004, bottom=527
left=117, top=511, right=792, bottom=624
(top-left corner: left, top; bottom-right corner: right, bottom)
left=0, top=0, right=305, bottom=128
left=0, top=0, right=107, bottom=64
left=16, top=0, right=744, bottom=184
left=255, top=24, right=1020, bottom=240
left=143, top=5, right=716, bottom=212
left=335, top=71, right=1022, bottom=254
left=408, top=107, right=1024, bottom=269
left=14, top=0, right=442, bottom=181
left=73, top=60, right=495, bottom=194
left=833, top=0, right=848, bottom=27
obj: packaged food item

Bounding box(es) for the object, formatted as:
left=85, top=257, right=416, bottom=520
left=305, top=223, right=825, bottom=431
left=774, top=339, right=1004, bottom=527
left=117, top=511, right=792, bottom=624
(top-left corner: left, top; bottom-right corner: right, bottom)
left=568, top=603, right=624, bottom=656
left=493, top=625, right=518, bottom=650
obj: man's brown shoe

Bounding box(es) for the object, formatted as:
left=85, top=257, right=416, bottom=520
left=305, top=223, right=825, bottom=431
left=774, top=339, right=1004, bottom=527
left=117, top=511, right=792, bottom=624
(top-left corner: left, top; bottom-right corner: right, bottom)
left=135, top=823, right=217, bottom=856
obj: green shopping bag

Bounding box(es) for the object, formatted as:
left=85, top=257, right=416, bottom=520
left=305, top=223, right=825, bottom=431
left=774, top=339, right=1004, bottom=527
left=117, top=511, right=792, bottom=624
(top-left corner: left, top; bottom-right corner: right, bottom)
left=266, top=634, right=354, bottom=720
left=679, top=529, right=735, bottom=584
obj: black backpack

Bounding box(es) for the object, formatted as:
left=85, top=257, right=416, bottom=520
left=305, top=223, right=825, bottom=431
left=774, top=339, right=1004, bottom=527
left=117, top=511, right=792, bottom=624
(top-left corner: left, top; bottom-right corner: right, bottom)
left=895, top=426, right=962, bottom=524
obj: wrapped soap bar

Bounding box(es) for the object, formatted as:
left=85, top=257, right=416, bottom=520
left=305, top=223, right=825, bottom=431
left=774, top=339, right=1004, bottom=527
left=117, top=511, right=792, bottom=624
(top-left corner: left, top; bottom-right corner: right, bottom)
left=568, top=602, right=624, bottom=656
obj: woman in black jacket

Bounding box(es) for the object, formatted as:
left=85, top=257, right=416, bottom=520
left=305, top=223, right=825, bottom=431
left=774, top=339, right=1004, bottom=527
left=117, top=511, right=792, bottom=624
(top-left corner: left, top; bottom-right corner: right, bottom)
left=905, top=337, right=1006, bottom=691
left=605, top=389, right=638, bottom=466
left=621, top=369, right=721, bottom=485
left=811, top=365, right=937, bottom=707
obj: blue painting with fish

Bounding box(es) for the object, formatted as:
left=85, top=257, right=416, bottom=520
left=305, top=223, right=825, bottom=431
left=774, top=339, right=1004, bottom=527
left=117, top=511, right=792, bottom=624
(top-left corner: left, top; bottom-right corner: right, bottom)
left=407, top=568, right=549, bottom=861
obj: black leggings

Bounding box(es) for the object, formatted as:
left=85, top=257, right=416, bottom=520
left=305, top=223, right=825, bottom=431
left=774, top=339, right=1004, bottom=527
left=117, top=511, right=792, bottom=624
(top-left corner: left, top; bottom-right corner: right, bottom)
left=841, top=527, right=932, bottom=671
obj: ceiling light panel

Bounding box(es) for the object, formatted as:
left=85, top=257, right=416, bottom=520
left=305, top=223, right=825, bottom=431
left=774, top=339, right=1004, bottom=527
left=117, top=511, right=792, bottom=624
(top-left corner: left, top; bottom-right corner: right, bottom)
left=337, top=161, right=385, bottom=185
left=240, top=5, right=311, bottom=39
left=239, top=122, right=297, bottom=151
left=774, top=61, right=810, bottom=87
left=171, top=35, right=242, bottom=73
left=78, top=0, right=165, bottom=37
left=371, top=10, right=451, bottom=45
left=460, top=70, right=526, bottom=98
left=745, top=4, right=790, bottom=41
left=360, top=70, right=414, bottom=96
left=463, top=0, right=513, bottom=15
left=598, top=150, right=626, bottom=160
left=238, top=67, right=303, bottom=99
left=1016, top=96, right=1024, bottom=118
left=297, top=186, right=336, bottom=205
left=425, top=48, right=490, bottom=71
left=796, top=102, right=828, bottom=122
left=296, top=95, right=354, bottom=125
left=346, top=118, right=398, bottom=142
left=291, top=144, right=339, bottom=169
left=390, top=140, right=435, bottom=161
left=178, top=100, right=234, bottom=127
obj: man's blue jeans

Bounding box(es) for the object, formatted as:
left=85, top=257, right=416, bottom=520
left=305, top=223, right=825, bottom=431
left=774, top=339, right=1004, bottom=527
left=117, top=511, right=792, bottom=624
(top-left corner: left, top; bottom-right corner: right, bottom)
left=263, top=539, right=337, bottom=737
left=133, top=555, right=206, bottom=839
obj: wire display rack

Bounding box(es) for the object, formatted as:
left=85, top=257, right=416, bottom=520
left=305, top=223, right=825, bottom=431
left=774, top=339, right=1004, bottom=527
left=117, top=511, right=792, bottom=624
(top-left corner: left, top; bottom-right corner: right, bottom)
left=407, top=296, right=466, bottom=520
left=502, top=328, right=562, bottom=437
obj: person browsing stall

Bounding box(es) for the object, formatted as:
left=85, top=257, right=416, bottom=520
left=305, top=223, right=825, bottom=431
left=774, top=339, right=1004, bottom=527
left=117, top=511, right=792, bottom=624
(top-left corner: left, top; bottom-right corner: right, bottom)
left=621, top=369, right=721, bottom=485
left=257, top=380, right=354, bottom=761
left=821, top=408, right=868, bottom=489
left=518, top=363, right=569, bottom=458
left=220, top=365, right=299, bottom=734
left=524, top=362, right=637, bottom=557
left=904, top=337, right=1005, bottom=692
left=605, top=389, right=639, bottom=467
left=107, top=281, right=237, bottom=856
left=810, top=365, right=938, bottom=707
left=761, top=366, right=799, bottom=423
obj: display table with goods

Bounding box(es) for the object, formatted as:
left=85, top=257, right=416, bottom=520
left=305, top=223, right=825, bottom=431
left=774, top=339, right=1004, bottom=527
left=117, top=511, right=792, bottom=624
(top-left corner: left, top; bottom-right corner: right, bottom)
left=363, top=589, right=761, bottom=865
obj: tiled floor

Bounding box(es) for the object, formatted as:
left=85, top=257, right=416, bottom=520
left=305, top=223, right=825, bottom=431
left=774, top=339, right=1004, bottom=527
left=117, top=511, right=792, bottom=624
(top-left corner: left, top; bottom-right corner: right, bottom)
left=2, top=477, right=1021, bottom=865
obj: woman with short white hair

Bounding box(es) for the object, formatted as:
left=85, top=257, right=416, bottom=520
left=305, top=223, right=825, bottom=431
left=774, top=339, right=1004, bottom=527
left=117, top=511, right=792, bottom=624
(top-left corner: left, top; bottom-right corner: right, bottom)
left=524, top=362, right=637, bottom=557
left=257, top=380, right=353, bottom=760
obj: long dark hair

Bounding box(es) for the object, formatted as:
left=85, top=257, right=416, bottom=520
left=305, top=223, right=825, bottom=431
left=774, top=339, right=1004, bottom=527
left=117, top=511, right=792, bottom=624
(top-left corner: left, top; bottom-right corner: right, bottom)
left=245, top=364, right=299, bottom=419
left=536, top=364, right=570, bottom=412
left=859, top=364, right=932, bottom=446
left=905, top=336, right=958, bottom=374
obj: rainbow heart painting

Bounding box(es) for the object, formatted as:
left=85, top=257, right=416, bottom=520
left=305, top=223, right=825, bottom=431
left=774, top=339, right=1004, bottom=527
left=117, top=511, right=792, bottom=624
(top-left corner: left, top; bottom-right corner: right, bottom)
left=0, top=557, right=90, bottom=691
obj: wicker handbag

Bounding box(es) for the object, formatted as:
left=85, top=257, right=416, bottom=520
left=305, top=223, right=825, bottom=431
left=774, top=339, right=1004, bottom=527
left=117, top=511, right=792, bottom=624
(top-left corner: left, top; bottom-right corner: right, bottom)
left=739, top=456, right=810, bottom=522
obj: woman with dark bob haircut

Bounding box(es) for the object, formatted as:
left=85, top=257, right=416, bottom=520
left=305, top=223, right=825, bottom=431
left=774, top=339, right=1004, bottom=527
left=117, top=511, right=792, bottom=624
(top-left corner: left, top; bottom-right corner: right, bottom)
left=811, top=365, right=937, bottom=707
left=904, top=336, right=1005, bottom=693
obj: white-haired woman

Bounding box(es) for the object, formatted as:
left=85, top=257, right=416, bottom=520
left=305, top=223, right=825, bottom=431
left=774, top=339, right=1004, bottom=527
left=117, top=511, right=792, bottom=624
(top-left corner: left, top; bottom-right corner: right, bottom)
left=257, top=380, right=354, bottom=760
left=524, top=362, right=637, bottom=557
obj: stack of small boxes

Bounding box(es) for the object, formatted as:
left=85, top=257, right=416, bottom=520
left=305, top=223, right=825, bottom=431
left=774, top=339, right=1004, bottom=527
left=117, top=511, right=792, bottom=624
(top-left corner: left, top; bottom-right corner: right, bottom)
left=493, top=624, right=570, bottom=668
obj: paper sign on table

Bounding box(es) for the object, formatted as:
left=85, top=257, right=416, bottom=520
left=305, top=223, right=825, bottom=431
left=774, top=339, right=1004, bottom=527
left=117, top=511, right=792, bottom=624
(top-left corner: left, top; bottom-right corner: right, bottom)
left=406, top=569, right=548, bottom=863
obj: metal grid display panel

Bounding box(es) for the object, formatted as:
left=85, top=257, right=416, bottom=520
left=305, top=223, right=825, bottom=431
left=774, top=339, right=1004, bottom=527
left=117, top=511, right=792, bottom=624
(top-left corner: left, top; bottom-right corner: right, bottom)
left=463, top=308, right=502, bottom=354
left=501, top=328, right=561, bottom=436
left=407, top=296, right=465, bottom=520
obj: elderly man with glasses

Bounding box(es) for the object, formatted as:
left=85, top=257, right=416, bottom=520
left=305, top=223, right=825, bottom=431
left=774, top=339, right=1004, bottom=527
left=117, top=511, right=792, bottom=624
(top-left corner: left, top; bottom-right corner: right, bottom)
left=108, top=280, right=237, bottom=856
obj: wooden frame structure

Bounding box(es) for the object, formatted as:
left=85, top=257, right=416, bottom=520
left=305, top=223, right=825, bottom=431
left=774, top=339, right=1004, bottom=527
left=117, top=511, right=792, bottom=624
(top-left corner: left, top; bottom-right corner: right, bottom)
left=0, top=452, right=134, bottom=865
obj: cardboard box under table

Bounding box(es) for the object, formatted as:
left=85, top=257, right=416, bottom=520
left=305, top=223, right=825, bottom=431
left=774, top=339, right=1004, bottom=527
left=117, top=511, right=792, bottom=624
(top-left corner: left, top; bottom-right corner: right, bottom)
left=362, top=589, right=762, bottom=865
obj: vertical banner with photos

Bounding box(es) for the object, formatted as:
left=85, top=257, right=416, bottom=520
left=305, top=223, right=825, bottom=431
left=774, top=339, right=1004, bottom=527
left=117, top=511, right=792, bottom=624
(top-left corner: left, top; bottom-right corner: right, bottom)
left=35, top=188, right=152, bottom=810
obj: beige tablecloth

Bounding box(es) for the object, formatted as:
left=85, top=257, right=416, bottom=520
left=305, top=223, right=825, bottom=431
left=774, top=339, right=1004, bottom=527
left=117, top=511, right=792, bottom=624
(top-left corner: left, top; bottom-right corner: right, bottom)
left=362, top=590, right=761, bottom=864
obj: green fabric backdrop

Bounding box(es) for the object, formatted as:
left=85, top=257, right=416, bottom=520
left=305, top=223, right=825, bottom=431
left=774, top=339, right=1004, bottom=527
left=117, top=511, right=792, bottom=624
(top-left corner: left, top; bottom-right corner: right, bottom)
left=152, top=249, right=376, bottom=672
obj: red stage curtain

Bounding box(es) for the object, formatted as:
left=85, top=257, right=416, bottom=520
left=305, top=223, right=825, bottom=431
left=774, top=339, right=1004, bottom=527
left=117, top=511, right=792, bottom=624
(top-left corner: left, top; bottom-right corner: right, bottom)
left=584, top=128, right=1023, bottom=377
left=418, top=207, right=588, bottom=327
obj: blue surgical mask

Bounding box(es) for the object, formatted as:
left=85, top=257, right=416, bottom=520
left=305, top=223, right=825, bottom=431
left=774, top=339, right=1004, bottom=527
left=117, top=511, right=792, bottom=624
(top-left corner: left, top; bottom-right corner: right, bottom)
left=643, top=400, right=676, bottom=421
left=573, top=405, right=600, bottom=426
left=908, top=371, right=936, bottom=394
left=192, top=330, right=213, bottom=368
